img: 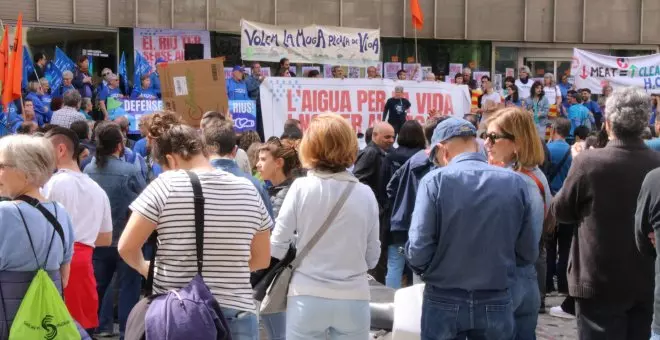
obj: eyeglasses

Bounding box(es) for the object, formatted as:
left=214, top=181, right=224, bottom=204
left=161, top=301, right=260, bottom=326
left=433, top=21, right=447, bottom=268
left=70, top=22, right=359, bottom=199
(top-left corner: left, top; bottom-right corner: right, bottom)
left=485, top=131, right=515, bottom=143
left=102, top=72, right=111, bottom=77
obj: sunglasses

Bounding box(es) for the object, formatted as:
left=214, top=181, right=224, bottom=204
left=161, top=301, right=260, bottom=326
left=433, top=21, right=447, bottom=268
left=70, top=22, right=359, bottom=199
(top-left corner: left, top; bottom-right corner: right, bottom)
left=485, top=131, right=515, bottom=143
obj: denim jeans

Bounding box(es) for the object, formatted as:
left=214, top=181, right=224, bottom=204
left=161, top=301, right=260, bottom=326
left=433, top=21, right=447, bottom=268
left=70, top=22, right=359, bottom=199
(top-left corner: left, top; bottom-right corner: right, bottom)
left=261, top=312, right=286, bottom=340
left=221, top=307, right=258, bottom=340
left=386, top=244, right=406, bottom=289
left=93, top=247, right=142, bottom=340
left=511, top=266, right=541, bottom=340
left=286, top=295, right=370, bottom=340
left=421, top=286, right=514, bottom=340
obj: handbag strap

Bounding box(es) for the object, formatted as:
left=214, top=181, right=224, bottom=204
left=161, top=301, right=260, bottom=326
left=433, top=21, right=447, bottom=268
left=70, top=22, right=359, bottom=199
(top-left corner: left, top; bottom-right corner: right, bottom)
left=15, top=196, right=65, bottom=255
left=546, top=149, right=571, bottom=184
left=145, top=170, right=205, bottom=295
left=290, top=182, right=355, bottom=269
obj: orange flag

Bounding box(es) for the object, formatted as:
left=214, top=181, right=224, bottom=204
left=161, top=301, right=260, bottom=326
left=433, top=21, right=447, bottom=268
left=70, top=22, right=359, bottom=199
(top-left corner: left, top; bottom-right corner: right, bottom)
left=2, top=13, right=23, bottom=107
left=0, top=26, right=8, bottom=108
left=410, top=0, right=424, bottom=30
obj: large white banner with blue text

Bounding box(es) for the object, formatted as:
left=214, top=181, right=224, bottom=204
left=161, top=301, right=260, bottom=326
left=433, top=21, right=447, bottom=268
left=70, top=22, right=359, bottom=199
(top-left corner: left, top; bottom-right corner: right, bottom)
left=571, top=48, right=660, bottom=94
left=241, top=20, right=380, bottom=67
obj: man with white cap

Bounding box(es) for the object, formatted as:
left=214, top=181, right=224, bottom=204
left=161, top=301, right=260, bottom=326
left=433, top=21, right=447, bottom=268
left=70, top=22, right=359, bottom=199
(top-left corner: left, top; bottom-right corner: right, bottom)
left=406, top=117, right=537, bottom=339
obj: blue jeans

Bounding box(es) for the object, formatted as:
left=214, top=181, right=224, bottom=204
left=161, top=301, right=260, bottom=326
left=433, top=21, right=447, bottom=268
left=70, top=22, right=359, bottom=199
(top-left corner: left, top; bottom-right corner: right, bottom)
left=286, top=295, right=370, bottom=340
left=386, top=244, right=406, bottom=289
left=421, top=286, right=514, bottom=340
left=511, top=267, right=541, bottom=340
left=221, top=307, right=258, bottom=340
left=262, top=312, right=286, bottom=340
left=93, top=247, right=142, bottom=340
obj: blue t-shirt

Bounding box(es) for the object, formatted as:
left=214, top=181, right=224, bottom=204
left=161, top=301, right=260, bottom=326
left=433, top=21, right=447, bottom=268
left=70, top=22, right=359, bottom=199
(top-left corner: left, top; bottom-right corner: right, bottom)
left=546, top=140, right=572, bottom=194
left=53, top=84, right=77, bottom=98
left=226, top=78, right=249, bottom=100
left=0, top=201, right=75, bottom=271
left=130, top=87, right=159, bottom=100
left=41, top=94, right=53, bottom=110
left=98, top=86, right=124, bottom=102
left=0, top=102, right=21, bottom=136
left=646, top=138, right=660, bottom=152
left=568, top=104, right=592, bottom=136
left=583, top=100, right=601, bottom=117
left=26, top=92, right=52, bottom=126
left=150, top=72, right=161, bottom=97
left=133, top=137, right=148, bottom=157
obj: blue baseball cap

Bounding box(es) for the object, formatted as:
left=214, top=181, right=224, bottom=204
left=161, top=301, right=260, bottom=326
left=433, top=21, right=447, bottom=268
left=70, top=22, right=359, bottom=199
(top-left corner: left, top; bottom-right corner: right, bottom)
left=232, top=65, right=245, bottom=72
left=431, top=117, right=477, bottom=145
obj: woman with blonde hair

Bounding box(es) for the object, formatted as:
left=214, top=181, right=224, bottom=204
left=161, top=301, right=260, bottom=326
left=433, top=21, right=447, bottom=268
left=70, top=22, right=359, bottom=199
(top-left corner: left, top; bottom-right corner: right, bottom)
left=270, top=113, right=380, bottom=339
left=485, top=107, right=552, bottom=340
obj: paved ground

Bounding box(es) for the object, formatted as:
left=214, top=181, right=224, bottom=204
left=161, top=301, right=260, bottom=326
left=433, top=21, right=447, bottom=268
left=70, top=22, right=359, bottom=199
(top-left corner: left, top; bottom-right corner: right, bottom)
left=105, top=295, right=577, bottom=340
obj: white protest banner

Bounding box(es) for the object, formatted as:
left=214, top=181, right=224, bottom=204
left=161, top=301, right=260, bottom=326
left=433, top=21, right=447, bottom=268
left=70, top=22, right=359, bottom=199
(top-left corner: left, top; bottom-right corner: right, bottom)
left=241, top=20, right=380, bottom=66
left=134, top=28, right=211, bottom=67
left=260, top=78, right=471, bottom=138
left=571, top=48, right=660, bottom=94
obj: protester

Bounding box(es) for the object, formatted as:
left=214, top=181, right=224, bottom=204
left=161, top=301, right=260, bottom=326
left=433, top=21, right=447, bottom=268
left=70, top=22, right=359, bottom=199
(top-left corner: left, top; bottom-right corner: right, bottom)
left=367, top=66, right=379, bottom=79
left=543, top=73, right=564, bottom=118
left=307, top=69, right=321, bottom=78
left=454, top=73, right=464, bottom=85
left=270, top=113, right=380, bottom=340
left=571, top=125, right=591, bottom=157
left=15, top=121, right=38, bottom=135
left=525, top=81, right=550, bottom=139
left=279, top=58, right=295, bottom=77
left=545, top=118, right=573, bottom=195
left=11, top=99, right=36, bottom=133
left=42, top=127, right=113, bottom=332
left=558, top=74, right=572, bottom=108
left=515, top=65, right=533, bottom=99
left=581, top=88, right=603, bottom=129
left=26, top=80, right=52, bottom=126
left=331, top=66, right=345, bottom=79
left=130, top=74, right=158, bottom=100
left=597, top=84, right=613, bottom=115
left=98, top=74, right=124, bottom=120
left=83, top=122, right=146, bottom=339
left=71, top=120, right=95, bottom=162
left=485, top=107, right=551, bottom=335
left=149, top=58, right=165, bottom=98
left=386, top=117, right=444, bottom=289
left=382, top=86, right=411, bottom=136
left=505, top=84, right=522, bottom=107
left=0, top=134, right=89, bottom=339
left=28, top=52, right=47, bottom=81
left=407, top=117, right=535, bottom=339
left=203, top=119, right=273, bottom=216
left=200, top=111, right=252, bottom=174
left=477, top=75, right=502, bottom=127
left=246, top=62, right=265, bottom=101
left=552, top=86, right=660, bottom=340
left=50, top=89, right=87, bottom=129
left=386, top=120, right=426, bottom=171
left=566, top=90, right=593, bottom=142
left=397, top=70, right=407, bottom=81
left=118, top=111, right=272, bottom=340
left=239, top=130, right=262, bottom=151
left=73, top=55, right=94, bottom=99
left=40, top=77, right=53, bottom=108
left=354, top=122, right=395, bottom=283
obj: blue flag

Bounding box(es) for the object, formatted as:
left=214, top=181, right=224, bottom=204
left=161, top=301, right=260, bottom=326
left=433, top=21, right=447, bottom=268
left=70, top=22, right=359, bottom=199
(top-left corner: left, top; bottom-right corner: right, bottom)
left=45, top=62, right=63, bottom=91
left=22, top=46, right=33, bottom=89
left=118, top=52, right=128, bottom=92
left=54, top=47, right=75, bottom=73
left=133, top=51, right=152, bottom=91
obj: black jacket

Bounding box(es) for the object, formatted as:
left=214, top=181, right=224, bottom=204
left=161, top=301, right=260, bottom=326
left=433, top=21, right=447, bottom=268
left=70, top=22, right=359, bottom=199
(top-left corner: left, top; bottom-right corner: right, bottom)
left=354, top=142, right=394, bottom=242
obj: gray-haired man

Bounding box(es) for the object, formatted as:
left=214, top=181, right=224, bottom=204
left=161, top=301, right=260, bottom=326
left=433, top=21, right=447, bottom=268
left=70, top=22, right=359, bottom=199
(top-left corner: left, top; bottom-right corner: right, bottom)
left=51, top=89, right=87, bottom=128
left=382, top=86, right=411, bottom=136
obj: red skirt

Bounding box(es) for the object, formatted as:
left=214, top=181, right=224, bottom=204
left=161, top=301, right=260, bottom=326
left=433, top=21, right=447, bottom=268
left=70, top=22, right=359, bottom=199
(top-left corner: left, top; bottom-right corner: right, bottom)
left=64, top=242, right=99, bottom=329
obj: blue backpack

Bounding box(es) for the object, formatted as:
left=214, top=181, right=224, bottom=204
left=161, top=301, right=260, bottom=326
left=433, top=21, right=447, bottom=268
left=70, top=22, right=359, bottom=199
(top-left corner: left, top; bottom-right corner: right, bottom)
left=124, top=171, right=232, bottom=340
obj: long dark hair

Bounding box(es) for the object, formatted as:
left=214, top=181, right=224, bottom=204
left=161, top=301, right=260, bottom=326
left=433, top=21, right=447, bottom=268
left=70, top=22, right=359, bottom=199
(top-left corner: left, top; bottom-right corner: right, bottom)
left=531, top=81, right=545, bottom=100
left=94, top=122, right=124, bottom=168
left=506, top=84, right=520, bottom=103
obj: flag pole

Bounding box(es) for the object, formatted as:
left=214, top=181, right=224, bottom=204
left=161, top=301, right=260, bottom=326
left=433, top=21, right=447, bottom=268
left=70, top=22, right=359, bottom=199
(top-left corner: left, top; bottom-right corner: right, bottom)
left=414, top=27, right=418, bottom=66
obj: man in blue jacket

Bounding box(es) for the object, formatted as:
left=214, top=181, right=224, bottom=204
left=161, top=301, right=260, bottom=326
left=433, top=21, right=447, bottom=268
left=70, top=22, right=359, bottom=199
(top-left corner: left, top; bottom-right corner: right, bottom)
left=406, top=117, right=536, bottom=339
left=226, top=65, right=249, bottom=100
left=385, top=116, right=445, bottom=288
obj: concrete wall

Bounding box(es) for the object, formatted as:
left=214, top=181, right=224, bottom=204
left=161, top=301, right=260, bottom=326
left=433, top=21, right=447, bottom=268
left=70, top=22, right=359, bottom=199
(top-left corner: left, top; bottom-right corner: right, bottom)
left=1, top=0, right=658, bottom=44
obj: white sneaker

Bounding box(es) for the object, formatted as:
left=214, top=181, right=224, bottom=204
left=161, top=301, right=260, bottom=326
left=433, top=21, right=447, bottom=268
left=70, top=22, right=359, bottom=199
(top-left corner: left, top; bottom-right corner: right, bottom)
left=549, top=306, right=575, bottom=320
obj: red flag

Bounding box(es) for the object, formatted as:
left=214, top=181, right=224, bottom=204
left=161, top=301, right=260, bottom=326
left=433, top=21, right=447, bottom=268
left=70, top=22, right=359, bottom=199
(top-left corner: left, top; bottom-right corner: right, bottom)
left=0, top=26, right=8, bottom=108
left=2, top=12, right=23, bottom=107
left=410, top=0, right=424, bottom=30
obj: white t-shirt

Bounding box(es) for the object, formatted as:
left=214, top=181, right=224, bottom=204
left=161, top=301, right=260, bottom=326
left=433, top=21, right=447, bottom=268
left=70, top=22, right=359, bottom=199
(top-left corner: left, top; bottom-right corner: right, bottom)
left=515, top=79, right=533, bottom=100
left=543, top=85, right=562, bottom=106
left=480, top=91, right=502, bottom=123
left=42, top=169, right=113, bottom=247
left=129, top=170, right=272, bottom=313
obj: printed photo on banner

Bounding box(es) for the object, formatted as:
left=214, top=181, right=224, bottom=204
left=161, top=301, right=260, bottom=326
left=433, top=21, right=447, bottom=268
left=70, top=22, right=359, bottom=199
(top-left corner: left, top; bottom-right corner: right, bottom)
left=571, top=48, right=660, bottom=94
left=240, top=20, right=380, bottom=66
left=449, top=63, right=463, bottom=75
left=384, top=62, right=401, bottom=79
left=348, top=66, right=361, bottom=79
left=403, top=63, right=422, bottom=81
left=229, top=100, right=257, bottom=132
left=364, top=62, right=383, bottom=78
left=133, top=28, right=211, bottom=66
left=107, top=99, right=163, bottom=133
left=323, top=65, right=334, bottom=78
left=259, top=78, right=471, bottom=138
left=422, top=67, right=433, bottom=80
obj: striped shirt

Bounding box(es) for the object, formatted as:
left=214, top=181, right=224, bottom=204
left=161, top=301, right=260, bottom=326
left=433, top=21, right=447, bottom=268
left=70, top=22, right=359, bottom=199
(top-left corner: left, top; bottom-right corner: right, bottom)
left=129, top=169, right=273, bottom=312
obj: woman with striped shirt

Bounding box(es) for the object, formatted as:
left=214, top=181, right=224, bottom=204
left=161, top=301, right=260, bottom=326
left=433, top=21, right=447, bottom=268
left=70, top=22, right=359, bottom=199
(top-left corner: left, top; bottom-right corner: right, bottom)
left=118, top=111, right=272, bottom=340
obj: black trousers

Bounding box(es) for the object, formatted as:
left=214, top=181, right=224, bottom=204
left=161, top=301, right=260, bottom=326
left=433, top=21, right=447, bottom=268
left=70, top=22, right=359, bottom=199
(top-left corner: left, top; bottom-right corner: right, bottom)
left=546, top=223, right=573, bottom=293
left=576, top=298, right=652, bottom=340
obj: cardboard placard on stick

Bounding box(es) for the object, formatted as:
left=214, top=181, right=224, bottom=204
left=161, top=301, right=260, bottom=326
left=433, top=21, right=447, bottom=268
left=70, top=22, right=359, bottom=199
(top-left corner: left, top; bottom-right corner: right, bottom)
left=158, top=58, right=229, bottom=128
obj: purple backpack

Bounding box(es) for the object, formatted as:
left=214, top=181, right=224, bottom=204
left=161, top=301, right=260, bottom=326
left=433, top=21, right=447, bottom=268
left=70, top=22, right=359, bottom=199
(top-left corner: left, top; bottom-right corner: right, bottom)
left=125, top=171, right=232, bottom=340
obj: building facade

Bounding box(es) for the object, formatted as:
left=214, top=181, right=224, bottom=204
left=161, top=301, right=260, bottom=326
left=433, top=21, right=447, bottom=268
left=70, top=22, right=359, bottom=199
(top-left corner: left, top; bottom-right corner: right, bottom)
left=1, top=0, right=658, bottom=80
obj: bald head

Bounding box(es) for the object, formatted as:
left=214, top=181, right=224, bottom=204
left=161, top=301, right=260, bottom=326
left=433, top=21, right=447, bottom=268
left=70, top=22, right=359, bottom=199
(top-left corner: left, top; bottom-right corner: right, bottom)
left=372, top=122, right=395, bottom=150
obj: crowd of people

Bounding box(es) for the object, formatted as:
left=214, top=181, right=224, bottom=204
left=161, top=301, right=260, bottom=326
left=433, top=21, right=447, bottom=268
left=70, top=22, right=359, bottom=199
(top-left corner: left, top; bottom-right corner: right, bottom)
left=3, top=51, right=660, bottom=340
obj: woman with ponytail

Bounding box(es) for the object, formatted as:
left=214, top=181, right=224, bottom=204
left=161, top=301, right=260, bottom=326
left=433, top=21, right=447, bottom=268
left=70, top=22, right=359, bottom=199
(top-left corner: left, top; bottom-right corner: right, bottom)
left=83, top=121, right=147, bottom=338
